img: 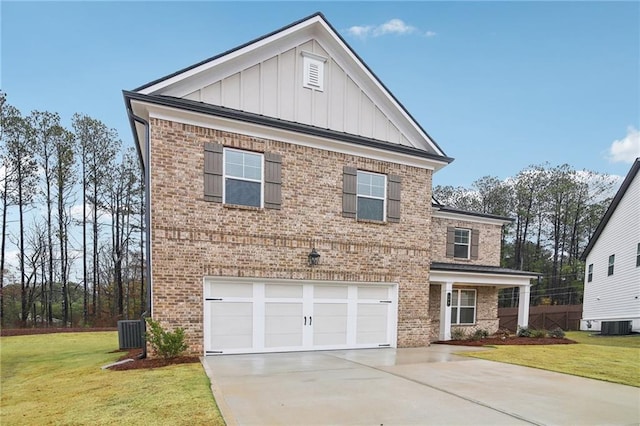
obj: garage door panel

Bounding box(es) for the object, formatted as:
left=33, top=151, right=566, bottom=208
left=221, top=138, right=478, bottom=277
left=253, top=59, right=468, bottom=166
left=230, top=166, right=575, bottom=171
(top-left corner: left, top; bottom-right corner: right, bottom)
left=204, top=280, right=396, bottom=354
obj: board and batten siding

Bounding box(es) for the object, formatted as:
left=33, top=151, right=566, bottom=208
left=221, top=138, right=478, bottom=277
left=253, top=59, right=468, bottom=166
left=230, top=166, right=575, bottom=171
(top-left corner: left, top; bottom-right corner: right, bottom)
left=583, top=172, right=640, bottom=324
left=181, top=40, right=413, bottom=147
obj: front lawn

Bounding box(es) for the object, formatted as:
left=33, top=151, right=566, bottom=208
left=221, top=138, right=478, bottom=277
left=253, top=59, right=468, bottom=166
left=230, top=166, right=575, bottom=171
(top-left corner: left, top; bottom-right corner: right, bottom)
left=0, top=332, right=225, bottom=425
left=463, top=331, right=640, bottom=387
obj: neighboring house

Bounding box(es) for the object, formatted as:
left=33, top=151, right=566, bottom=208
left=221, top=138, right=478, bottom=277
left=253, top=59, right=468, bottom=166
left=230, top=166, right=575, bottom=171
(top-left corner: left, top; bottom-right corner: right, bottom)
left=123, top=13, right=536, bottom=356
left=581, top=158, right=640, bottom=333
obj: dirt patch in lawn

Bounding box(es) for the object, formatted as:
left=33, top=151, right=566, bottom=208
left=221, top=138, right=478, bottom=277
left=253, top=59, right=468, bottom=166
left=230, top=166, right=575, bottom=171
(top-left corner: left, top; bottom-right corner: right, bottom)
left=434, top=337, right=577, bottom=346
left=108, top=349, right=200, bottom=371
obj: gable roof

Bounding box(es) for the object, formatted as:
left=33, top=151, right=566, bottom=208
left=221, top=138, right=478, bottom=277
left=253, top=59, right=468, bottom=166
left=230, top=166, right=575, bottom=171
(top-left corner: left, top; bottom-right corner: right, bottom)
left=126, top=12, right=451, bottom=165
left=581, top=158, right=640, bottom=260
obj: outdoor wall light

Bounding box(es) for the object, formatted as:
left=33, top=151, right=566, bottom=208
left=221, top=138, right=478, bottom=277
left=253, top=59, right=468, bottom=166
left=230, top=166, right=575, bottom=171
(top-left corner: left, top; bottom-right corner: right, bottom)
left=308, top=248, right=320, bottom=266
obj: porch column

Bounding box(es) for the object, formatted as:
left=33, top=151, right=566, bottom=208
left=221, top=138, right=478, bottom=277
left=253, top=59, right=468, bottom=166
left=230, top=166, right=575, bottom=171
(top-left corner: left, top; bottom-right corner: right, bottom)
left=517, top=285, right=531, bottom=329
left=439, top=282, right=454, bottom=341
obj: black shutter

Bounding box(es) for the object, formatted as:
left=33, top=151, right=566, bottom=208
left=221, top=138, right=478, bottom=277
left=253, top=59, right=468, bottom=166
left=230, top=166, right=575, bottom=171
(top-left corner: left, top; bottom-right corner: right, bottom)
left=264, top=152, right=282, bottom=209
left=204, top=142, right=223, bottom=202
left=342, top=166, right=357, bottom=218
left=471, top=229, right=480, bottom=260
left=446, top=227, right=455, bottom=258
left=387, top=174, right=401, bottom=223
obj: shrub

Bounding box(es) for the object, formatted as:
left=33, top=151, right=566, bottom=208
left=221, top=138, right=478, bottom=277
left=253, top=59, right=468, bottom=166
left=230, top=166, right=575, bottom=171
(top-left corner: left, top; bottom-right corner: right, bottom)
left=451, top=328, right=467, bottom=340
left=472, top=329, right=489, bottom=340
left=145, top=318, right=188, bottom=359
left=516, top=326, right=532, bottom=337
left=495, top=328, right=511, bottom=339
left=531, top=328, right=547, bottom=338
left=548, top=327, right=566, bottom=338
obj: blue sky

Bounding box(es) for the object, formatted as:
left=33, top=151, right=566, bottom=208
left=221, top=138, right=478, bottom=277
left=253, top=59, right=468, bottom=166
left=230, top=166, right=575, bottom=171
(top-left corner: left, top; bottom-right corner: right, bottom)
left=2, top=1, right=639, bottom=187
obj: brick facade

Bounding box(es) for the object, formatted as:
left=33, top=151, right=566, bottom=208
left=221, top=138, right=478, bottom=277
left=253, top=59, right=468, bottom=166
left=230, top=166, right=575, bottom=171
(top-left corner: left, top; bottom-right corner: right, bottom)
left=431, top=216, right=503, bottom=266
left=149, top=118, right=436, bottom=354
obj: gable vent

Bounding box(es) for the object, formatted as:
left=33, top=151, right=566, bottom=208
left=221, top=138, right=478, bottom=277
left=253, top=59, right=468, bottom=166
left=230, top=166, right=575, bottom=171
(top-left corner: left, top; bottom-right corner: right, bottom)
left=302, top=51, right=327, bottom=92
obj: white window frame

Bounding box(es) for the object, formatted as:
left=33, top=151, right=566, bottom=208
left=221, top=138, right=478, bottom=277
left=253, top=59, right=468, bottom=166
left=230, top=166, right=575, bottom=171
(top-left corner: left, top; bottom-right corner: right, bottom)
left=587, top=263, right=593, bottom=282
left=302, top=51, right=327, bottom=92
left=608, top=254, right=615, bottom=276
left=636, top=243, right=640, bottom=268
left=454, top=228, right=471, bottom=259
left=223, top=147, right=264, bottom=208
left=451, top=289, right=476, bottom=325
left=356, top=170, right=387, bottom=221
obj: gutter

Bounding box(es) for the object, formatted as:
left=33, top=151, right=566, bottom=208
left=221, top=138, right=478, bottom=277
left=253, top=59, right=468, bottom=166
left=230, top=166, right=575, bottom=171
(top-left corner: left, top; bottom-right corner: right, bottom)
left=126, top=106, right=152, bottom=359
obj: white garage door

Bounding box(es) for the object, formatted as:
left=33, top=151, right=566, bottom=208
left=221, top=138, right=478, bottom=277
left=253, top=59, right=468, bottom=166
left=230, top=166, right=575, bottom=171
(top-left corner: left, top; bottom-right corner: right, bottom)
left=204, top=279, right=397, bottom=355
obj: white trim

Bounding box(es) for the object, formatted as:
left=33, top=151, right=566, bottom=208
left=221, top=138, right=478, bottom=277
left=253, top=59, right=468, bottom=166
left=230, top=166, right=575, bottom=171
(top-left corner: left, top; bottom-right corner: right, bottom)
left=136, top=100, right=449, bottom=171
left=451, top=288, right=476, bottom=325
left=356, top=170, right=387, bottom=221
left=454, top=228, right=471, bottom=260
left=223, top=147, right=264, bottom=208
left=430, top=269, right=536, bottom=287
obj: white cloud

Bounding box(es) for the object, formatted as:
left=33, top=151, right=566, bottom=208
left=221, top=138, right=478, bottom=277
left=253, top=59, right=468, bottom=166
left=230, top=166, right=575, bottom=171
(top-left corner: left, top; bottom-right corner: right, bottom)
left=607, top=126, right=640, bottom=164
left=346, top=19, right=432, bottom=39
left=346, top=25, right=373, bottom=39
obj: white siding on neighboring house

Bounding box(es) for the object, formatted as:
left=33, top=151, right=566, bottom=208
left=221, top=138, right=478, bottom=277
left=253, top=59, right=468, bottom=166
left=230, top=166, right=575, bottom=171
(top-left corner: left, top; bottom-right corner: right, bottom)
left=583, top=168, right=640, bottom=331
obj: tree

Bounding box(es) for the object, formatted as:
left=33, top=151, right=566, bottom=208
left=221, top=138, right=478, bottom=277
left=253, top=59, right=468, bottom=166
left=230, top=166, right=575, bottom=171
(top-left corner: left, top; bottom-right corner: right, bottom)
left=30, top=110, right=62, bottom=325
left=52, top=126, right=76, bottom=324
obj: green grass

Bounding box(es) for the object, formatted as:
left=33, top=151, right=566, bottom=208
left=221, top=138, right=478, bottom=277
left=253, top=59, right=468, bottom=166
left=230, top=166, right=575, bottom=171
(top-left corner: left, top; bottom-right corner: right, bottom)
left=463, top=331, right=640, bottom=387
left=0, top=332, right=225, bottom=425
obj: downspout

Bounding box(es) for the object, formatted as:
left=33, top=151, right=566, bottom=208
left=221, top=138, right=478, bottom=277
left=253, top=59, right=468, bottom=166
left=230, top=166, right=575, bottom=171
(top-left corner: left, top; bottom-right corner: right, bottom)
left=127, top=109, right=152, bottom=359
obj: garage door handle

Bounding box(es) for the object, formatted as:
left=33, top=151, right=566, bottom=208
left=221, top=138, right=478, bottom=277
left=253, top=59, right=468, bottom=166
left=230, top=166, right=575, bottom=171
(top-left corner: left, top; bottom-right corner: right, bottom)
left=304, top=316, right=307, bottom=325
left=309, top=316, right=312, bottom=325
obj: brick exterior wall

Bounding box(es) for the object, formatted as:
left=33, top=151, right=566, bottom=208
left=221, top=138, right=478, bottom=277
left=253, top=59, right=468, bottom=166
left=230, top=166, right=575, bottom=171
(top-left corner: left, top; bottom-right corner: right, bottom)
left=431, top=216, right=503, bottom=266
left=149, top=118, right=435, bottom=355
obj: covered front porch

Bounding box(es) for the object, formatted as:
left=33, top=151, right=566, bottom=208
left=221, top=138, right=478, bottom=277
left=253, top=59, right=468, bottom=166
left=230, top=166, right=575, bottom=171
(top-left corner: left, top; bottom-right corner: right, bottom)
left=430, top=263, right=539, bottom=341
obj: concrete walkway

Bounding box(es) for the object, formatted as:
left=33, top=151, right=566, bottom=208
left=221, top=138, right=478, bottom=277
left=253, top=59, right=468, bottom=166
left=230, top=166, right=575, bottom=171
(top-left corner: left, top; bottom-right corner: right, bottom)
left=202, top=346, right=640, bottom=426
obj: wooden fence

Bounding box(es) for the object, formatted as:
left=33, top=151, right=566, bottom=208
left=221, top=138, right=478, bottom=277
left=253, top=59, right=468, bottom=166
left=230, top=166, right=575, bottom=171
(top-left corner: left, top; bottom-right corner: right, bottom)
left=498, top=304, right=583, bottom=331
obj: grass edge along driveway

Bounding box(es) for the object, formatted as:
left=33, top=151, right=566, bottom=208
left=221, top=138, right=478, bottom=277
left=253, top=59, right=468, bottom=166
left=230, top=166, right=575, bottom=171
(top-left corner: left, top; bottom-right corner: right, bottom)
left=462, top=331, right=640, bottom=387
left=0, top=332, right=225, bottom=426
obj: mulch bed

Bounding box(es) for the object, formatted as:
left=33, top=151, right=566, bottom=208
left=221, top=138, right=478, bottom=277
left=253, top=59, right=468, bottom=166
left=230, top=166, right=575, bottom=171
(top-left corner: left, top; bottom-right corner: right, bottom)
left=434, top=336, right=577, bottom=346
left=109, top=349, right=200, bottom=371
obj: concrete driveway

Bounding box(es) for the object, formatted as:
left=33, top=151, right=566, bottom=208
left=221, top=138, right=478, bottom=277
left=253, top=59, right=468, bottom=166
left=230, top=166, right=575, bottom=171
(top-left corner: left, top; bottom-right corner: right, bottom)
left=202, top=346, right=640, bottom=425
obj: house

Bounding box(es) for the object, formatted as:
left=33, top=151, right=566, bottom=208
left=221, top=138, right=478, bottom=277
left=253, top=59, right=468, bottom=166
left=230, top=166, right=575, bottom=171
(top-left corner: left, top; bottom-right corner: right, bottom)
left=581, top=158, right=640, bottom=333
left=123, top=12, right=537, bottom=355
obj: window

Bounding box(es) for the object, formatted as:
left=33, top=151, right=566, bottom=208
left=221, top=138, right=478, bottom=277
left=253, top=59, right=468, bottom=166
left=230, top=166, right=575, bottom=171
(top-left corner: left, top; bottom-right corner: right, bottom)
left=204, top=143, right=281, bottom=209
left=302, top=52, right=326, bottom=91
left=356, top=171, right=386, bottom=221
left=636, top=243, right=640, bottom=267
left=446, top=227, right=479, bottom=260
left=587, top=264, right=593, bottom=282
left=224, top=148, right=263, bottom=207
left=451, top=289, right=476, bottom=325
left=608, top=254, right=615, bottom=276
left=342, top=167, right=401, bottom=223
left=454, top=229, right=471, bottom=259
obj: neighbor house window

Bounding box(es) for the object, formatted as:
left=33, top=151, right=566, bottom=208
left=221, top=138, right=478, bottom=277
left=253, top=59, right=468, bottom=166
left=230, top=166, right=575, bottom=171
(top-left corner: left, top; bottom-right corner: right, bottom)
left=224, top=148, right=263, bottom=207
left=356, top=171, right=386, bottom=221
left=451, top=289, right=476, bottom=325
left=608, top=254, right=615, bottom=276
left=587, top=264, right=593, bottom=282
left=636, top=243, right=640, bottom=267
left=454, top=228, right=471, bottom=259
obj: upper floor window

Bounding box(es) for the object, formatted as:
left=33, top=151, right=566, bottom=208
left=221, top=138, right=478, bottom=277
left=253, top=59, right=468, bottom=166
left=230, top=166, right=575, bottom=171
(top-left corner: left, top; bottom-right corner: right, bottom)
left=446, top=227, right=479, bottom=260
left=224, top=148, right=263, bottom=207
left=342, top=167, right=401, bottom=223
left=357, top=171, right=386, bottom=221
left=204, top=142, right=281, bottom=209
left=587, top=264, right=593, bottom=282
left=608, top=254, right=615, bottom=276
left=454, top=228, right=471, bottom=259
left=636, top=243, right=640, bottom=267
left=451, top=289, right=476, bottom=325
